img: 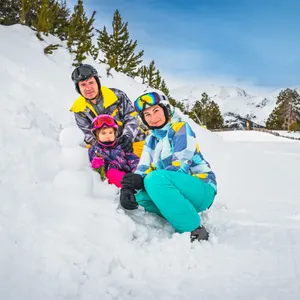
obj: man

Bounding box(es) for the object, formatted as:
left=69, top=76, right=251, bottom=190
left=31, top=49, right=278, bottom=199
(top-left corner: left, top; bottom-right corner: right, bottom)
left=70, top=64, right=145, bottom=156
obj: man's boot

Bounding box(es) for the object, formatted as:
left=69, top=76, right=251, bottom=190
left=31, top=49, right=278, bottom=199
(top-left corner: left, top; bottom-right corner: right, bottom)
left=190, top=226, right=209, bottom=243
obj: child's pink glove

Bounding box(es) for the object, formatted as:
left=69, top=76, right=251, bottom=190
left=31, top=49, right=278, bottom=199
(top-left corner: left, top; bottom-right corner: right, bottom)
left=106, top=169, right=126, bottom=188
left=91, top=156, right=104, bottom=169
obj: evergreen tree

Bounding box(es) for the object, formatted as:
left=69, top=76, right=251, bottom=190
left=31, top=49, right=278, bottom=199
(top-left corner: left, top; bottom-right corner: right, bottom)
left=204, top=101, right=224, bottom=129
left=97, top=26, right=110, bottom=59
left=266, top=88, right=300, bottom=130
left=189, top=93, right=223, bottom=129
left=160, top=79, right=170, bottom=97
left=67, top=0, right=96, bottom=65
left=0, top=0, right=21, bottom=25
left=34, top=0, right=51, bottom=40
left=189, top=93, right=208, bottom=125
left=288, top=120, right=300, bottom=132
left=152, top=70, right=162, bottom=89
left=138, top=65, right=148, bottom=84
left=89, top=44, right=99, bottom=61
left=276, top=88, right=300, bottom=129
left=49, top=0, right=70, bottom=41
left=145, top=60, right=158, bottom=87
left=96, top=9, right=144, bottom=77
left=189, top=100, right=203, bottom=125
left=44, top=43, right=60, bottom=54
left=20, top=0, right=33, bottom=25
left=266, top=103, right=285, bottom=130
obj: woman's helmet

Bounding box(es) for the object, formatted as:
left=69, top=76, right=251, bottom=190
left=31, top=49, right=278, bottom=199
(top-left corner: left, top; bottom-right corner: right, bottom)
left=71, top=64, right=101, bottom=94
left=134, top=92, right=172, bottom=128
left=91, top=114, right=118, bottom=132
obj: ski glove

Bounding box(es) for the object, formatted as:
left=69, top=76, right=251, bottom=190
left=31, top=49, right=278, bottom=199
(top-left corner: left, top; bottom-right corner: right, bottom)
left=121, top=173, right=145, bottom=190
left=106, top=169, right=126, bottom=188
left=91, top=156, right=104, bottom=169
left=118, top=135, right=133, bottom=152
left=120, top=188, right=138, bottom=210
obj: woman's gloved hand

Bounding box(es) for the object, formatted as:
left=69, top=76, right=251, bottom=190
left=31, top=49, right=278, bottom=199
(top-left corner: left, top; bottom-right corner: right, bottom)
left=120, top=189, right=138, bottom=210
left=121, top=173, right=144, bottom=190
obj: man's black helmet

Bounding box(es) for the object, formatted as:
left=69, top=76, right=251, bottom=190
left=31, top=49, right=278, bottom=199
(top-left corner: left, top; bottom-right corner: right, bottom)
left=71, top=64, right=101, bottom=94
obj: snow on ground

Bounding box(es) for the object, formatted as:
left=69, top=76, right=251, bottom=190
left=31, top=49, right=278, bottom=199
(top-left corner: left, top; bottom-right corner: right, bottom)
left=216, top=130, right=299, bottom=142
left=1, top=25, right=300, bottom=300
left=274, top=130, right=300, bottom=139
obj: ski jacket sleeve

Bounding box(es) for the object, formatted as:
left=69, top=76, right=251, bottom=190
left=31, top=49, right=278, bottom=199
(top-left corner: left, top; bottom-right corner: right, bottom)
left=113, top=89, right=139, bottom=141
left=74, top=112, right=96, bottom=145
left=134, top=136, right=154, bottom=177
left=166, top=122, right=198, bottom=173
left=126, top=152, right=140, bottom=172
left=88, top=145, right=98, bottom=163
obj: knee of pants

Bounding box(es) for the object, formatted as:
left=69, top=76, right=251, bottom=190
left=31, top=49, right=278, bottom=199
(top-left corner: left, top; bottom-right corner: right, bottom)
left=144, top=170, right=170, bottom=189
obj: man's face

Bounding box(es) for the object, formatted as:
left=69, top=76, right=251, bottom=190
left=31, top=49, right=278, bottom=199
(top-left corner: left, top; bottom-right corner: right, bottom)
left=78, top=76, right=98, bottom=100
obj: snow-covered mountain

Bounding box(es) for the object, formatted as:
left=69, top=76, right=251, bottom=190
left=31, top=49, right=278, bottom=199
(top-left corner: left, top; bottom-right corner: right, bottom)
left=1, top=25, right=300, bottom=300
left=170, top=84, right=300, bottom=127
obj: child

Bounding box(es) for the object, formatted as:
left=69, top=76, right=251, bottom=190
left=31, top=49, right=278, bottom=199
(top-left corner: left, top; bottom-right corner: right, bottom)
left=88, top=114, right=140, bottom=188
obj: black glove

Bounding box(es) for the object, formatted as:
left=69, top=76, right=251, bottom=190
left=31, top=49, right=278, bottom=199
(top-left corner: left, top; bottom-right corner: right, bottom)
left=120, top=189, right=138, bottom=210
left=121, top=173, right=145, bottom=190
left=118, top=135, right=133, bottom=152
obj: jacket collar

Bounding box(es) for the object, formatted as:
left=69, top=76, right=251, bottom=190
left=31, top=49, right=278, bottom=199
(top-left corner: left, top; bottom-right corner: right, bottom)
left=70, top=86, right=118, bottom=113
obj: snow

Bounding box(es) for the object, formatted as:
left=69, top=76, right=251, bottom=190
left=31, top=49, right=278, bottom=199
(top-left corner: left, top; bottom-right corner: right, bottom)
left=169, top=83, right=296, bottom=126
left=1, top=24, right=300, bottom=300
left=273, top=130, right=300, bottom=140
left=216, top=130, right=298, bottom=142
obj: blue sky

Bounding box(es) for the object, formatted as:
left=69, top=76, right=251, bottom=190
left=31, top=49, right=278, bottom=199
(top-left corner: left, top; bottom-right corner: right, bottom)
left=83, top=0, right=300, bottom=89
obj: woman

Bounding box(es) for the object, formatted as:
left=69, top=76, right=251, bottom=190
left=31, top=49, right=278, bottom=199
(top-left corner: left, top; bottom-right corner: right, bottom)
left=120, top=92, right=217, bottom=242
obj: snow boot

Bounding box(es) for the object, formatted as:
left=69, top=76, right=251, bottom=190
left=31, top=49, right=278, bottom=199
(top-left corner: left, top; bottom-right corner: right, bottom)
left=190, top=226, right=209, bottom=243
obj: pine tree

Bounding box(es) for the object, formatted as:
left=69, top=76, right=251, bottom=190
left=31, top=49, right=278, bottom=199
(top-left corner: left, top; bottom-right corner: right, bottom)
left=277, top=88, right=300, bottom=129
left=160, top=79, right=170, bottom=97
left=205, top=101, right=224, bottom=129
left=138, top=65, right=148, bottom=84
left=44, top=43, right=60, bottom=54
left=89, top=44, right=99, bottom=61
left=266, top=103, right=285, bottom=130
left=96, top=9, right=144, bottom=77
left=288, top=120, right=300, bottom=132
left=0, top=0, right=21, bottom=25
left=145, top=60, right=158, bottom=87
left=20, top=0, right=34, bottom=25
left=189, top=93, right=223, bottom=129
left=266, top=88, right=300, bottom=130
left=67, top=0, right=96, bottom=65
left=189, top=100, right=203, bottom=125
left=49, top=0, right=70, bottom=41
left=152, top=70, right=162, bottom=89
left=34, top=0, right=51, bottom=40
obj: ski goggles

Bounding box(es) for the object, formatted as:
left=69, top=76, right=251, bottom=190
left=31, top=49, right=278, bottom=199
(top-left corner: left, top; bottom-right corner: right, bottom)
left=134, top=92, right=166, bottom=113
left=71, top=65, right=97, bottom=83
left=92, top=115, right=118, bottom=131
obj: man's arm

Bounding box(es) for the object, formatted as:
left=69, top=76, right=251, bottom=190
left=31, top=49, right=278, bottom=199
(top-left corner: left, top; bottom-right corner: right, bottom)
left=74, top=113, right=96, bottom=145
left=113, top=89, right=139, bottom=140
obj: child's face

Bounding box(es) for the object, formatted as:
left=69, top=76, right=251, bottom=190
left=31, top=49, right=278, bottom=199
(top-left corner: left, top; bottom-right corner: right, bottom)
left=97, top=127, right=116, bottom=143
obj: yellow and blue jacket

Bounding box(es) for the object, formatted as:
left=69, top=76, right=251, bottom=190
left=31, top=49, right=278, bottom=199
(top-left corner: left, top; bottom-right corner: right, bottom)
left=135, top=112, right=217, bottom=192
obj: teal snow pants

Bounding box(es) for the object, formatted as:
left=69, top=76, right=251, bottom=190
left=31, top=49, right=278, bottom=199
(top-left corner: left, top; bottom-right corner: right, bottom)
left=135, top=170, right=216, bottom=233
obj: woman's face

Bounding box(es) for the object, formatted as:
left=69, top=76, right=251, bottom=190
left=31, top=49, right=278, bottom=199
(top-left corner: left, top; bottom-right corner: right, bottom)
left=143, top=105, right=166, bottom=127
